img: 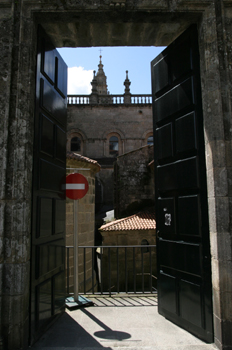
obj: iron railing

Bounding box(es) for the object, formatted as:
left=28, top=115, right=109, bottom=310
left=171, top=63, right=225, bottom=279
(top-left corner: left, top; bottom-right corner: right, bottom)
left=67, top=94, right=152, bottom=105
left=66, top=245, right=157, bottom=296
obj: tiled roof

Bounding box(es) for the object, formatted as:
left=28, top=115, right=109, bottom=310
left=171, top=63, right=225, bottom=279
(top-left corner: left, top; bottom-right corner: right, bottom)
left=66, top=151, right=101, bottom=169
left=99, top=211, right=156, bottom=232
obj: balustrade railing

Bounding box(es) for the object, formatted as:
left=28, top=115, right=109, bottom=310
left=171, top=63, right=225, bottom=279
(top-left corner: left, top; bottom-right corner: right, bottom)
left=67, top=94, right=152, bottom=105
left=131, top=95, right=152, bottom=104
left=68, top=95, right=90, bottom=104
left=66, top=245, right=157, bottom=296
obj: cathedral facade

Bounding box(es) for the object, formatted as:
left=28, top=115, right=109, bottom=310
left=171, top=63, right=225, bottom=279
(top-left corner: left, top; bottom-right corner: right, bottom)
left=67, top=56, right=153, bottom=213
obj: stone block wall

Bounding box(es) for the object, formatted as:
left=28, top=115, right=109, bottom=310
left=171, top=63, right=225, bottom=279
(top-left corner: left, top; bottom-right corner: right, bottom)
left=67, top=104, right=153, bottom=159
left=67, top=104, right=153, bottom=208
left=100, top=229, right=156, bottom=293
left=114, top=145, right=154, bottom=218
left=66, top=155, right=100, bottom=294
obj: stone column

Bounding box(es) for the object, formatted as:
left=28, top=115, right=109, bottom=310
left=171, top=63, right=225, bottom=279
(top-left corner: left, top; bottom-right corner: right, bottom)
left=199, top=2, right=232, bottom=349
left=0, top=4, right=14, bottom=349
left=0, top=1, right=35, bottom=348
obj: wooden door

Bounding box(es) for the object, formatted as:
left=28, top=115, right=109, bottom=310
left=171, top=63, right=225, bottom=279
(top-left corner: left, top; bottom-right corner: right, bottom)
left=31, top=26, right=67, bottom=343
left=151, top=25, right=213, bottom=343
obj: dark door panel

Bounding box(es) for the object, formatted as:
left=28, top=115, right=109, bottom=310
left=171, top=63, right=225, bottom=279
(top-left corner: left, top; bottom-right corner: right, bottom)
left=154, top=78, right=193, bottom=122
left=157, top=157, right=199, bottom=192
left=151, top=25, right=213, bottom=343
left=42, top=79, right=67, bottom=125
left=31, top=26, right=67, bottom=343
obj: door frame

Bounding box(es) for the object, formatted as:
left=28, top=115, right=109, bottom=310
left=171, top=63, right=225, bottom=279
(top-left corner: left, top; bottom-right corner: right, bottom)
left=1, top=2, right=230, bottom=349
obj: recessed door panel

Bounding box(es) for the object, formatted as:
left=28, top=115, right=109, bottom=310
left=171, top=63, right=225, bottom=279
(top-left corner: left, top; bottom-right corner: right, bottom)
left=54, top=271, right=66, bottom=315
left=177, top=157, right=199, bottom=190
left=56, top=55, right=68, bottom=97
left=179, top=280, right=202, bottom=328
left=160, top=240, right=201, bottom=276
left=170, top=42, right=192, bottom=82
left=176, top=112, right=197, bottom=153
left=178, top=195, right=201, bottom=236
left=151, top=25, right=213, bottom=342
left=39, top=159, right=64, bottom=192
left=157, top=163, right=176, bottom=191
left=42, top=79, right=66, bottom=126
left=153, top=55, right=169, bottom=94
left=37, top=280, right=52, bottom=328
left=42, top=39, right=55, bottom=83
left=55, top=199, right=66, bottom=235
left=159, top=272, right=177, bottom=314
left=154, top=78, right=193, bottom=122
left=38, top=197, right=53, bottom=238
left=176, top=242, right=201, bottom=276
left=56, top=126, right=66, bottom=163
left=157, top=123, right=173, bottom=160
left=40, top=115, right=54, bottom=157
left=157, top=157, right=199, bottom=192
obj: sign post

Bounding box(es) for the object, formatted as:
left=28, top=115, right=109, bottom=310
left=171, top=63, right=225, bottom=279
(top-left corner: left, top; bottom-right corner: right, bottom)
left=65, top=173, right=89, bottom=303
left=73, top=200, right=78, bottom=301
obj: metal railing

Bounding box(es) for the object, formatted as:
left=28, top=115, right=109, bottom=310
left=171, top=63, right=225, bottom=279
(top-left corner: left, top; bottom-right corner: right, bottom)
left=67, top=94, right=152, bottom=105
left=66, top=245, right=157, bottom=296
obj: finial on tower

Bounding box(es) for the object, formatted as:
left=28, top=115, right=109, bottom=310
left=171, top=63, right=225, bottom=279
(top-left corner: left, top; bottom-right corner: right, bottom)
left=124, top=70, right=131, bottom=90
left=99, top=49, right=103, bottom=63
left=124, top=70, right=131, bottom=104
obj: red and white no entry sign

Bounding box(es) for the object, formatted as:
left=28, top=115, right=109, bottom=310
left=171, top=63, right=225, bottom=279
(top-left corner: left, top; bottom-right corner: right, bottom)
left=65, top=173, right=89, bottom=200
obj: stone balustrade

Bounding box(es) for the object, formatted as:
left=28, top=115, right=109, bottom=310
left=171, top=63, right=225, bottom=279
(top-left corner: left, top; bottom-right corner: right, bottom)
left=67, top=94, right=152, bottom=105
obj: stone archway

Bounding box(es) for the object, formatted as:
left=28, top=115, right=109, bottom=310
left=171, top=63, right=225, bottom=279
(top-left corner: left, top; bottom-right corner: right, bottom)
left=1, top=2, right=232, bottom=350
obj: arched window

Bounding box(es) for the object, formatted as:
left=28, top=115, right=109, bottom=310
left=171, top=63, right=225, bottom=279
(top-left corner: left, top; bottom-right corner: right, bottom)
left=109, top=136, right=119, bottom=156
left=71, top=136, right=81, bottom=152
left=147, top=136, right=153, bottom=145
left=141, top=239, right=150, bottom=253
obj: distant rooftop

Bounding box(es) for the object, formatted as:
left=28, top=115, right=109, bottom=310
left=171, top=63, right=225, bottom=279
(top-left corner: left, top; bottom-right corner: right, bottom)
left=66, top=151, right=101, bottom=170
left=99, top=210, right=156, bottom=232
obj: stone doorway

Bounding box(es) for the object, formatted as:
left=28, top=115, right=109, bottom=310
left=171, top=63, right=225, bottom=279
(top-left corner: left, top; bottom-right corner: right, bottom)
left=1, top=3, right=231, bottom=350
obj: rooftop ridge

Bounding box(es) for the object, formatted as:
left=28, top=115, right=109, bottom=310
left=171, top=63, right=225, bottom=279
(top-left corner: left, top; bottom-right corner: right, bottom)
left=66, top=151, right=101, bottom=170
left=100, top=209, right=156, bottom=232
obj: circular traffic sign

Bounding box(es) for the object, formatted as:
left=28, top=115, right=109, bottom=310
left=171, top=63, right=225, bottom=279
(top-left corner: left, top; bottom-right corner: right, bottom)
left=65, top=173, right=89, bottom=200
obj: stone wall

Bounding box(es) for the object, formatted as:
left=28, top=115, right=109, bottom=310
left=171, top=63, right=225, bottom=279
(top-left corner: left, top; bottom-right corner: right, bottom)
left=114, top=145, right=154, bottom=218
left=100, top=228, right=156, bottom=293
left=1, top=1, right=232, bottom=349
left=67, top=104, right=153, bottom=206
left=67, top=104, right=153, bottom=159
left=66, top=154, right=100, bottom=294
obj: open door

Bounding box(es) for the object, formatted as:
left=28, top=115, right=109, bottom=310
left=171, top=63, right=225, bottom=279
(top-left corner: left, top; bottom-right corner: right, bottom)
left=151, top=25, right=213, bottom=342
left=30, top=26, right=67, bottom=343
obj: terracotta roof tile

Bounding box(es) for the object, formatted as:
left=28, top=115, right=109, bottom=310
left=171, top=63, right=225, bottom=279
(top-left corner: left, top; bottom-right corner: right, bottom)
left=100, top=210, right=156, bottom=232
left=66, top=151, right=101, bottom=169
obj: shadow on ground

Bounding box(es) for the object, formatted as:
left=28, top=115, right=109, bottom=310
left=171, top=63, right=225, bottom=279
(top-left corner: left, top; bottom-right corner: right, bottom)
left=29, top=312, right=113, bottom=349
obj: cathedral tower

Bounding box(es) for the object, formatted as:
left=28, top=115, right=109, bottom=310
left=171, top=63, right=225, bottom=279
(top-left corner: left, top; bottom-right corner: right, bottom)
left=96, top=54, right=108, bottom=95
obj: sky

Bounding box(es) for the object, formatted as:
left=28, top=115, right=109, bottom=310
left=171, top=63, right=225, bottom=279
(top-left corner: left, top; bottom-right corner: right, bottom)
left=57, top=46, right=166, bottom=95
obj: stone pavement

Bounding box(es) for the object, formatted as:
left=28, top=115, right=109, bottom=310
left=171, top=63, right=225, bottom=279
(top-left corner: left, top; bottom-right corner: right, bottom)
left=28, top=295, right=217, bottom=350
